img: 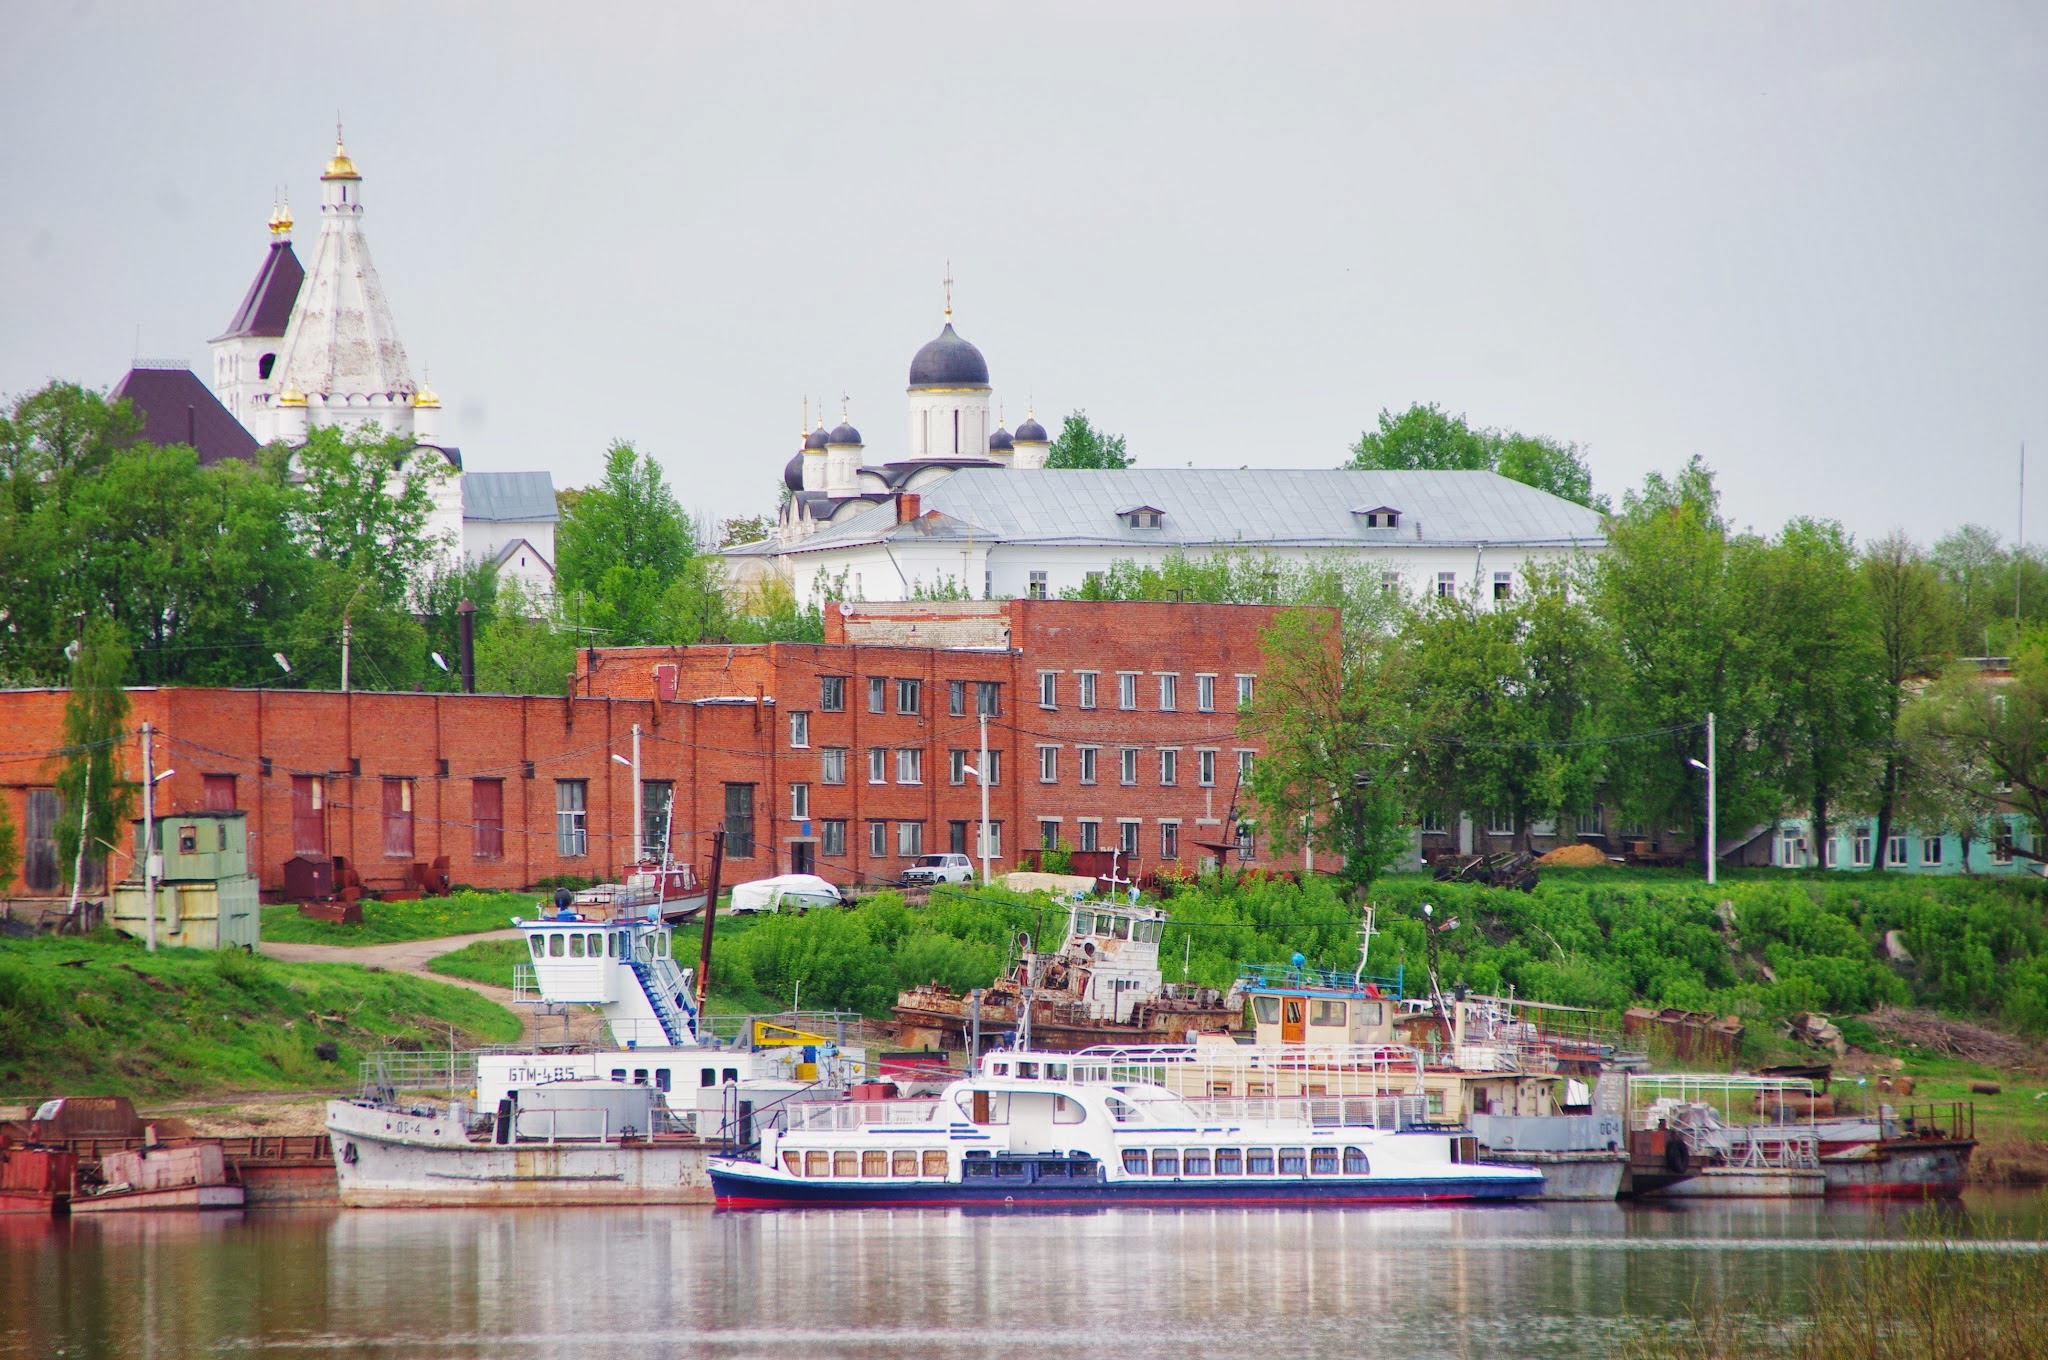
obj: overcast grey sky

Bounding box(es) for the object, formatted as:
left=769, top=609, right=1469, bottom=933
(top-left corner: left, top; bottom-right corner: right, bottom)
left=3, top=2, right=2043, bottom=545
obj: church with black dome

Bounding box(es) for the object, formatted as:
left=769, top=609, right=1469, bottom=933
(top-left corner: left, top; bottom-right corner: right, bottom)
left=775, top=296, right=1051, bottom=544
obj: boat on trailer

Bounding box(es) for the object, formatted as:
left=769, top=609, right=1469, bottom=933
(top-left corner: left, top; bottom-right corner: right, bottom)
left=708, top=1048, right=1545, bottom=1208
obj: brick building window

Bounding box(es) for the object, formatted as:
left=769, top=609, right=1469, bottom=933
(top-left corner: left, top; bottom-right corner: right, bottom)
left=1237, top=750, right=1255, bottom=783
left=724, top=783, right=755, bottom=858
left=1120, top=748, right=1138, bottom=786
left=1039, top=819, right=1061, bottom=849
left=949, top=820, right=969, bottom=855
left=978, top=822, right=1001, bottom=859
left=1076, top=672, right=1097, bottom=709
left=895, top=748, right=922, bottom=784
left=948, top=680, right=967, bottom=717
left=291, top=776, right=325, bottom=857
left=977, top=681, right=1000, bottom=716
left=821, top=748, right=847, bottom=785
left=823, top=820, right=846, bottom=856
left=1198, top=749, right=1217, bottom=787
left=1077, top=747, right=1098, bottom=785
left=985, top=750, right=1001, bottom=785
left=1038, top=671, right=1056, bottom=708
left=1236, top=675, right=1255, bottom=709
left=23, top=788, right=59, bottom=892
left=897, top=679, right=921, bottom=715
left=950, top=750, right=968, bottom=785
left=1158, top=674, right=1178, bottom=711
left=869, top=820, right=888, bottom=857
left=821, top=676, right=846, bottom=712
left=1078, top=820, right=1100, bottom=852
left=789, top=712, right=810, bottom=748
left=1158, top=749, right=1179, bottom=786
left=1119, top=820, right=1141, bottom=858
left=1236, top=824, right=1255, bottom=861
left=641, top=781, right=673, bottom=859
left=867, top=676, right=887, bottom=714
left=868, top=748, right=887, bottom=784
left=203, top=775, right=236, bottom=811
left=1038, top=746, right=1058, bottom=783
left=1196, top=674, right=1215, bottom=712
left=1118, top=672, right=1138, bottom=710
left=472, top=779, right=504, bottom=861
left=791, top=783, right=810, bottom=819
left=1160, top=821, right=1180, bottom=859
left=556, top=780, right=588, bottom=858
left=897, top=821, right=923, bottom=857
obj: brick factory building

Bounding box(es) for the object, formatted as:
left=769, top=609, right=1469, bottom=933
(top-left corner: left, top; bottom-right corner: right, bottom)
left=0, top=600, right=1315, bottom=900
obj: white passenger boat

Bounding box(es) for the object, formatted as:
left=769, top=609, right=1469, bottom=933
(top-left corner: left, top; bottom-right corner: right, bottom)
left=708, top=1049, right=1545, bottom=1208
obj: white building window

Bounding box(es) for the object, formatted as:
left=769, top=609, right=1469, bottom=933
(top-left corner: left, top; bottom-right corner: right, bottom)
left=1119, top=820, right=1141, bottom=857
left=1039, top=818, right=1062, bottom=849
left=1420, top=810, right=1445, bottom=834
left=897, top=678, right=921, bottom=715
left=1039, top=671, right=1057, bottom=708
left=822, top=820, right=846, bottom=856
left=1198, top=749, right=1217, bottom=787
left=1160, top=821, right=1180, bottom=859
left=790, top=783, right=810, bottom=819
left=1921, top=836, right=1943, bottom=866
left=1120, top=747, right=1138, bottom=786
left=1886, top=835, right=1909, bottom=867
left=1158, top=749, right=1179, bottom=786
left=869, top=820, right=888, bottom=857
left=1236, top=750, right=1255, bottom=783
left=789, top=711, right=809, bottom=748
left=1852, top=828, right=1872, bottom=867
left=950, top=749, right=968, bottom=785
left=867, top=676, right=887, bottom=713
left=1118, top=672, right=1139, bottom=710
left=897, top=821, right=923, bottom=857
left=1486, top=810, right=1514, bottom=836
left=895, top=748, right=923, bottom=784
left=1379, top=572, right=1400, bottom=594
left=868, top=748, right=887, bottom=784
left=1158, top=673, right=1178, bottom=711
left=1078, top=747, right=1098, bottom=785
left=1076, top=672, right=1098, bottom=709
left=821, top=748, right=847, bottom=785
left=1039, top=746, right=1059, bottom=783
left=1197, top=674, right=1215, bottom=712
left=1028, top=571, right=1048, bottom=600
left=1077, top=819, right=1101, bottom=852
left=1493, top=571, right=1512, bottom=601
left=1575, top=810, right=1602, bottom=837
left=1437, top=572, right=1457, bottom=598
left=976, top=821, right=1001, bottom=860
left=1236, top=675, right=1255, bottom=710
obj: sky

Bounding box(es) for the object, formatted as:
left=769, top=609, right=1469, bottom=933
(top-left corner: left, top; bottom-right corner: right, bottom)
left=2, top=2, right=2044, bottom=546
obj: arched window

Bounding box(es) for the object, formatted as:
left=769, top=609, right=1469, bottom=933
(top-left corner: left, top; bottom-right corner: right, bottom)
left=258, top=353, right=276, bottom=380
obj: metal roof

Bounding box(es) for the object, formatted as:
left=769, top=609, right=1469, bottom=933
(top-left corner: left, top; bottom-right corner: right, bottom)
left=757, top=468, right=1606, bottom=556
left=108, top=364, right=260, bottom=467
left=211, top=240, right=304, bottom=342
left=463, top=471, right=559, bottom=522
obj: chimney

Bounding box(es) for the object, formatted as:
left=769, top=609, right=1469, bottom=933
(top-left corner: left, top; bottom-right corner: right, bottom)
left=1414, top=518, right=1423, bottom=540
left=456, top=598, right=476, bottom=693
left=897, top=491, right=921, bottom=524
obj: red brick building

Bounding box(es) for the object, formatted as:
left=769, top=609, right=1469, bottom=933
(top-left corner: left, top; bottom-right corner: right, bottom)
left=0, top=600, right=1310, bottom=898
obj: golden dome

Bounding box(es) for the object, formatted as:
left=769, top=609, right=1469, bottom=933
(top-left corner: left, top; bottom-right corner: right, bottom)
left=322, top=137, right=361, bottom=182
left=277, top=383, right=307, bottom=407
left=413, top=380, right=440, bottom=410
left=268, top=196, right=294, bottom=235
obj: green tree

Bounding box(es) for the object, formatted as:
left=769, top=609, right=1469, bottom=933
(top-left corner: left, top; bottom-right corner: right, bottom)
left=0, top=381, right=140, bottom=488
left=52, top=619, right=134, bottom=889
left=1910, top=644, right=2048, bottom=849
left=280, top=566, right=427, bottom=691
left=716, top=513, right=775, bottom=549
left=654, top=557, right=736, bottom=644
left=415, top=559, right=500, bottom=690
left=475, top=582, right=578, bottom=695
left=1861, top=531, right=1951, bottom=868
left=1241, top=606, right=1409, bottom=894
left=1044, top=411, right=1132, bottom=469
left=1344, top=402, right=1604, bottom=509
left=555, top=442, right=695, bottom=644
left=288, top=424, right=451, bottom=601
left=1933, top=524, right=2004, bottom=655
left=1594, top=457, right=1781, bottom=850
left=1753, top=518, right=1887, bottom=863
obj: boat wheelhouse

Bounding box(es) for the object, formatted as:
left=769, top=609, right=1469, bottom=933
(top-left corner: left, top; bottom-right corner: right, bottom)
left=708, top=1048, right=1544, bottom=1208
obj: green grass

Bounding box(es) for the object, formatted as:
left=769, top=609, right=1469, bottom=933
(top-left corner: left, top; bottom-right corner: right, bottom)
left=426, top=938, right=525, bottom=989
left=259, top=890, right=539, bottom=945
left=427, top=914, right=786, bottom=1016
left=0, top=930, right=521, bottom=1100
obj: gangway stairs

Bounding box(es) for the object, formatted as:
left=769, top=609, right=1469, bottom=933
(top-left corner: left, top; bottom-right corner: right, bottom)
left=625, top=954, right=697, bottom=1047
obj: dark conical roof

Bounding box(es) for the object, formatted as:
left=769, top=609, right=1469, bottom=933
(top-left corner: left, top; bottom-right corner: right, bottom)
left=212, top=239, right=304, bottom=341
left=1014, top=414, right=1049, bottom=442
left=908, top=322, right=990, bottom=388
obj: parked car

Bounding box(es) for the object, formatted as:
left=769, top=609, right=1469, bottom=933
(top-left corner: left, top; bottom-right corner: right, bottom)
left=899, top=853, right=976, bottom=887
left=727, top=874, right=844, bottom=914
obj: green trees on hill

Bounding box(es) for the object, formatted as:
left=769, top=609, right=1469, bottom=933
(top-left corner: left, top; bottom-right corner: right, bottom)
left=1345, top=402, right=1604, bottom=509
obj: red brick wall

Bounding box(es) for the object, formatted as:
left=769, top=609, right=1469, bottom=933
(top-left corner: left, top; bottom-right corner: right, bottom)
left=0, top=601, right=1318, bottom=899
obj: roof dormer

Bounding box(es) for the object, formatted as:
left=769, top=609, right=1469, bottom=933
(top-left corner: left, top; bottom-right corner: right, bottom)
left=1352, top=505, right=1402, bottom=529
left=1118, top=504, right=1166, bottom=529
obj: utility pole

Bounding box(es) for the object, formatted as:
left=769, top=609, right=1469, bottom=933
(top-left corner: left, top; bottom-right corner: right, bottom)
left=977, top=710, right=991, bottom=886
left=142, top=722, right=158, bottom=952
left=1705, top=711, right=1718, bottom=887
left=340, top=617, right=353, bottom=695
left=631, top=723, right=642, bottom=863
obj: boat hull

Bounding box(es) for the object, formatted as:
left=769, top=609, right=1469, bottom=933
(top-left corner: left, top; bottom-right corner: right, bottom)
left=1634, top=1166, right=1827, bottom=1199
left=1479, top=1151, right=1626, bottom=1201
left=70, top=1184, right=244, bottom=1213
left=1822, top=1140, right=1973, bottom=1199
left=710, top=1167, right=1542, bottom=1209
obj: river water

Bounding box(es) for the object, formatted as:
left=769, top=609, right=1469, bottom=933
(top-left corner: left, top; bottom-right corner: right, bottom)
left=4, top=1194, right=2046, bottom=1360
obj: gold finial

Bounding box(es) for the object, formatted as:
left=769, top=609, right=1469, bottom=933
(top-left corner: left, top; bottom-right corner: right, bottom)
left=269, top=189, right=294, bottom=236
left=322, top=118, right=361, bottom=181
left=943, top=261, right=953, bottom=323
left=840, top=391, right=850, bottom=422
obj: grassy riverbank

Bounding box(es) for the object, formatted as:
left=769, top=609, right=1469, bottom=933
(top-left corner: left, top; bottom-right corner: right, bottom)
left=0, top=930, right=521, bottom=1100
left=258, top=890, right=536, bottom=945
left=426, top=913, right=788, bottom=1015
left=1615, top=1218, right=2048, bottom=1359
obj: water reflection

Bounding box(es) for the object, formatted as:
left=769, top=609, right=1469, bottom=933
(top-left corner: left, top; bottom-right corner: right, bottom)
left=1, top=1195, right=2042, bottom=1360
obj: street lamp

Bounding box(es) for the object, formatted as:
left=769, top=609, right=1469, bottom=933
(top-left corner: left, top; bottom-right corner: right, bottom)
left=964, top=710, right=993, bottom=886
left=612, top=724, right=642, bottom=864
left=1689, top=711, right=1717, bottom=885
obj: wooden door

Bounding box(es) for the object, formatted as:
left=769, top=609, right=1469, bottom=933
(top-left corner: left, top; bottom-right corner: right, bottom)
left=1281, top=997, right=1305, bottom=1044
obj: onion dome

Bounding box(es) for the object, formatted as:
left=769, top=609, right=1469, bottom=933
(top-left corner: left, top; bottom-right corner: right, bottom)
left=827, top=421, right=863, bottom=446
left=987, top=427, right=1014, bottom=452
left=907, top=323, right=990, bottom=388
left=268, top=194, right=294, bottom=236
left=1014, top=414, right=1049, bottom=443
left=322, top=132, right=361, bottom=182
left=783, top=453, right=806, bottom=492
left=276, top=382, right=307, bottom=407
left=804, top=423, right=830, bottom=451
left=413, top=376, right=440, bottom=409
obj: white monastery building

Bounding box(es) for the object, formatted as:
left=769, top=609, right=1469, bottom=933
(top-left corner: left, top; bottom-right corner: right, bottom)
left=116, top=129, right=557, bottom=597
left=728, top=302, right=1606, bottom=603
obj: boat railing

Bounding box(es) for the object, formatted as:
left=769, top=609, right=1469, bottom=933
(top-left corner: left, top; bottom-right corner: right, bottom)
left=1066, top=1042, right=1428, bottom=1094
left=1713, top=1125, right=1821, bottom=1170
left=779, top=1099, right=946, bottom=1133
left=1237, top=962, right=1405, bottom=999
left=1179, top=1094, right=1427, bottom=1131
left=510, top=1103, right=692, bottom=1145
left=357, top=1049, right=478, bottom=1102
